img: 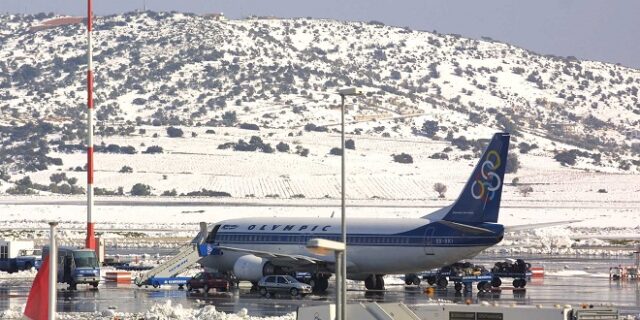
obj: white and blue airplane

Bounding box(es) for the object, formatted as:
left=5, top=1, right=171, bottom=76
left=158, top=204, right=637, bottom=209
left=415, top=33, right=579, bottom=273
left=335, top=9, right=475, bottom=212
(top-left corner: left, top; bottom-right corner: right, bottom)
left=197, top=133, right=568, bottom=291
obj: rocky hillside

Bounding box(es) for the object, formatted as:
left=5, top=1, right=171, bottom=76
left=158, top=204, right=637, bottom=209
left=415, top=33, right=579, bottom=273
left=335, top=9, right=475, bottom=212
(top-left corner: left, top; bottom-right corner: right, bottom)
left=0, top=11, right=638, bottom=196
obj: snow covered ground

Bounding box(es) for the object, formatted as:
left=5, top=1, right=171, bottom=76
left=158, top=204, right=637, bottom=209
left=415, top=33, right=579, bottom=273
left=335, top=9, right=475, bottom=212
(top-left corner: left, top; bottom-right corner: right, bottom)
left=0, top=301, right=296, bottom=320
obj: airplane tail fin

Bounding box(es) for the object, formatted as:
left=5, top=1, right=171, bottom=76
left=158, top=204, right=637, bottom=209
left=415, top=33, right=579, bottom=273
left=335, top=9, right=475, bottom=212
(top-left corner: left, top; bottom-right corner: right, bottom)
left=441, top=132, right=510, bottom=224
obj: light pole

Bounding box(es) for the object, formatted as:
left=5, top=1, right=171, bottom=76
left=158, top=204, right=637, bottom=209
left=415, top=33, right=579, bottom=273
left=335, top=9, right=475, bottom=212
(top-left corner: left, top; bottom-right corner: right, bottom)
left=306, top=238, right=346, bottom=320
left=48, top=222, right=58, bottom=320
left=336, top=87, right=362, bottom=320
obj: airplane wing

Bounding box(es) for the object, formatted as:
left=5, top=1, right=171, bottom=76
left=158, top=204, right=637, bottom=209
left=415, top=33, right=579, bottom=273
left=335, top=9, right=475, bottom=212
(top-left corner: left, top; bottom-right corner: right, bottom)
left=504, top=220, right=582, bottom=232
left=570, top=234, right=640, bottom=240
left=216, top=245, right=324, bottom=266
left=436, top=220, right=494, bottom=235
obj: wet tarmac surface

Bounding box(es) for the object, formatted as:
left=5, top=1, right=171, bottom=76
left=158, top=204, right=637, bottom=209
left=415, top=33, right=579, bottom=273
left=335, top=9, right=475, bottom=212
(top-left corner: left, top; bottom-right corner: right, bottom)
left=1, top=255, right=639, bottom=317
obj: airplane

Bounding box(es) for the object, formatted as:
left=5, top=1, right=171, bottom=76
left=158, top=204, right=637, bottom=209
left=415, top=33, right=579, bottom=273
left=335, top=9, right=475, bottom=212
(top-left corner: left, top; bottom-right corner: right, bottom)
left=197, top=132, right=570, bottom=292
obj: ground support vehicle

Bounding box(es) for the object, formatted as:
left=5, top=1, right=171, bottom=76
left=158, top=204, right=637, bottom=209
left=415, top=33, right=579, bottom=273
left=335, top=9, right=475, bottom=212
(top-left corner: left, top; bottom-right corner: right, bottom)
left=421, top=262, right=494, bottom=293
left=490, top=259, right=533, bottom=289
left=144, top=276, right=192, bottom=289
left=0, top=241, right=41, bottom=273
left=420, top=260, right=533, bottom=293
left=421, top=269, right=494, bottom=293
left=490, top=271, right=532, bottom=289
left=43, top=246, right=100, bottom=290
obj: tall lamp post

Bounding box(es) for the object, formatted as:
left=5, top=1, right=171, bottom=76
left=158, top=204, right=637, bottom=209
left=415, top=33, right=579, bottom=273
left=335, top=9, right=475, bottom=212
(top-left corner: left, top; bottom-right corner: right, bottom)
left=306, top=238, right=345, bottom=320
left=336, top=87, right=362, bottom=320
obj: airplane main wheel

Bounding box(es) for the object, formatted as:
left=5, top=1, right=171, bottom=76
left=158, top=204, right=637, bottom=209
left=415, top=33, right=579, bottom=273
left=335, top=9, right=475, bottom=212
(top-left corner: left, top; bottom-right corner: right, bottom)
left=317, top=277, right=329, bottom=293
left=375, top=275, right=385, bottom=290
left=365, top=275, right=375, bottom=290
left=437, top=277, right=448, bottom=289
left=513, top=278, right=527, bottom=288
left=310, top=275, right=329, bottom=293
left=365, top=275, right=385, bottom=290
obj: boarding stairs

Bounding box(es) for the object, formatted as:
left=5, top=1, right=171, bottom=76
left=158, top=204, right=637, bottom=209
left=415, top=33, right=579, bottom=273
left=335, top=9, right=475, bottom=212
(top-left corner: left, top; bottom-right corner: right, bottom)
left=134, top=223, right=209, bottom=286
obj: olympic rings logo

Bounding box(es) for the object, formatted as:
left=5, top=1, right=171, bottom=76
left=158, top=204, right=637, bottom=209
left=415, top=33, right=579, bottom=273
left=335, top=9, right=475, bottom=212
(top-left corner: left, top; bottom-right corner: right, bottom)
left=470, top=150, right=502, bottom=203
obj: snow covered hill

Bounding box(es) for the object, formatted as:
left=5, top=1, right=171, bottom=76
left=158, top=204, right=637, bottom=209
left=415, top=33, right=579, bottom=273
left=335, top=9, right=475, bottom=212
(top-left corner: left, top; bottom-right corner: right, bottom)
left=0, top=11, right=638, bottom=200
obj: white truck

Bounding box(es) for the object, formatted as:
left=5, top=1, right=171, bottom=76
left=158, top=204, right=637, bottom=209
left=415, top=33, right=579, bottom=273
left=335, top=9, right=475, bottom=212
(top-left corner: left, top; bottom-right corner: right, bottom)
left=0, top=240, right=41, bottom=273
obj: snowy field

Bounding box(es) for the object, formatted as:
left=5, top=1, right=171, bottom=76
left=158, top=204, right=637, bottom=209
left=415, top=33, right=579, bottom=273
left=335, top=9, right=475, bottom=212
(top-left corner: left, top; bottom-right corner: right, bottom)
left=1, top=128, right=639, bottom=253
left=1, top=159, right=638, bottom=254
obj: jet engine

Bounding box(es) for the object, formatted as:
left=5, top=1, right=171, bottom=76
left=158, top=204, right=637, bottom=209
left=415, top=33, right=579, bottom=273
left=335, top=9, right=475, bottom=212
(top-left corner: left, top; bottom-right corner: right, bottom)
left=232, top=255, right=275, bottom=281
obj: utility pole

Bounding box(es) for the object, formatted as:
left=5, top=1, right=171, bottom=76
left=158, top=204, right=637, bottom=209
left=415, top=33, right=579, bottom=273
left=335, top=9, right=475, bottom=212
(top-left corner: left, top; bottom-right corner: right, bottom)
left=85, top=0, right=96, bottom=251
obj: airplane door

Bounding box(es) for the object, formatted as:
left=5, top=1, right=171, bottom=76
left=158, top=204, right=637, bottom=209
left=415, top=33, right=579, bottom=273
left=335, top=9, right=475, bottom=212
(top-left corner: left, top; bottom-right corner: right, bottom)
left=206, top=225, right=221, bottom=244
left=423, top=227, right=435, bottom=255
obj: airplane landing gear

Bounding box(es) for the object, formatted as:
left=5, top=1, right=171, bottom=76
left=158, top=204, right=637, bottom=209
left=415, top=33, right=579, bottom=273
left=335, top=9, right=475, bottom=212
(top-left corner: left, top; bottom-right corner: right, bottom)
left=365, top=275, right=385, bottom=291
left=309, top=274, right=330, bottom=293
left=404, top=274, right=421, bottom=286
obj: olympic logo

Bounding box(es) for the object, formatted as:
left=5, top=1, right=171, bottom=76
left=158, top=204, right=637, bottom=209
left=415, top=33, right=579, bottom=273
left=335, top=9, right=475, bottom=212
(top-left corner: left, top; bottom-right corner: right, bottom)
left=470, top=150, right=502, bottom=203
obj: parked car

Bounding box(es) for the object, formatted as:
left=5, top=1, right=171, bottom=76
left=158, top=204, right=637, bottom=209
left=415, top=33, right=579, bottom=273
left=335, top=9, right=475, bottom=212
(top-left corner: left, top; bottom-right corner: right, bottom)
left=257, top=275, right=312, bottom=297
left=186, top=272, right=231, bottom=293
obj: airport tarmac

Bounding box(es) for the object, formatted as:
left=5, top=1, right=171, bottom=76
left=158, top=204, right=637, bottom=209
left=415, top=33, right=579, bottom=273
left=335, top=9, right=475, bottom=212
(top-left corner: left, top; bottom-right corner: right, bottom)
left=1, top=255, right=639, bottom=317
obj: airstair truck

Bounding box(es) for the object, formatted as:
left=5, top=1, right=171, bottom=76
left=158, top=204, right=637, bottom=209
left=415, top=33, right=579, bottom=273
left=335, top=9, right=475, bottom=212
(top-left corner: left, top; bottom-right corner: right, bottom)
left=135, top=223, right=210, bottom=288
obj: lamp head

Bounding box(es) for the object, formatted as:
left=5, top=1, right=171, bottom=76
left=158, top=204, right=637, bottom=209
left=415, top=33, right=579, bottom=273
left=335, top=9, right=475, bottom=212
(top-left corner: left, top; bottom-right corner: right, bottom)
left=306, top=238, right=345, bottom=256
left=338, top=87, right=362, bottom=96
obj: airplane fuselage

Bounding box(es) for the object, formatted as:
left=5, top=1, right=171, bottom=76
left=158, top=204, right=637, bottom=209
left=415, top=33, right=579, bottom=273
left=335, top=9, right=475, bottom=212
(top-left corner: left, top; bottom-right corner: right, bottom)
left=199, top=217, right=504, bottom=279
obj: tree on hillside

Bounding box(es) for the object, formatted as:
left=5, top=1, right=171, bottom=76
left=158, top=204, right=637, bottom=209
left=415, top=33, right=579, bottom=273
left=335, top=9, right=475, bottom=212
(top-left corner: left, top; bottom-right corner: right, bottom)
left=505, top=153, right=520, bottom=174
left=345, top=139, right=355, bottom=150
left=422, top=120, right=439, bottom=137
left=433, top=183, right=447, bottom=198
left=518, top=185, right=533, bottom=197
left=222, top=111, right=237, bottom=126
left=166, top=126, right=184, bottom=138
left=130, top=183, right=152, bottom=196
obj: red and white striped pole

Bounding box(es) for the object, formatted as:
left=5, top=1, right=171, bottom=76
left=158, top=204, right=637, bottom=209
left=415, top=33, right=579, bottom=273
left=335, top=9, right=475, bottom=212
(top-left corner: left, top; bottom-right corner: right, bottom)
left=85, top=0, right=96, bottom=250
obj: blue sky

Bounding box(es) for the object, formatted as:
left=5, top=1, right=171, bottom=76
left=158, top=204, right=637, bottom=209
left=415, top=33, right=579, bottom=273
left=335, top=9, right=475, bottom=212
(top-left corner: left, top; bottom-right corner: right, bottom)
left=2, top=0, right=639, bottom=69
